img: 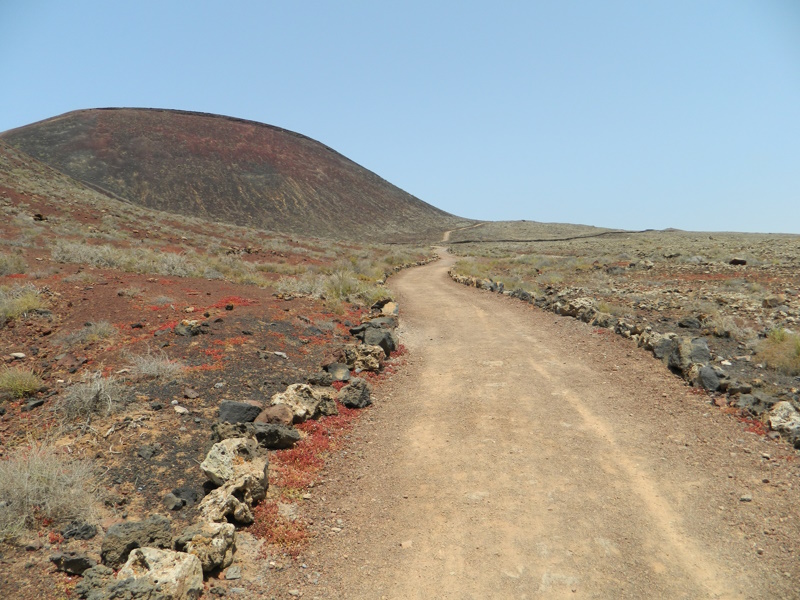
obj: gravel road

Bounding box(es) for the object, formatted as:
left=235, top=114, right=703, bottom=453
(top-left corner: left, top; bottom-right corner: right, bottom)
left=294, top=251, right=800, bottom=599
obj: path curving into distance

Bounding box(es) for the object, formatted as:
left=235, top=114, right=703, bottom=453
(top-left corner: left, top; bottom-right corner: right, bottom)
left=297, top=250, right=800, bottom=599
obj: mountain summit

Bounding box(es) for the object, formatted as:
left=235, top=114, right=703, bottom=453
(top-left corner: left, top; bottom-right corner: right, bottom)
left=1, top=108, right=470, bottom=241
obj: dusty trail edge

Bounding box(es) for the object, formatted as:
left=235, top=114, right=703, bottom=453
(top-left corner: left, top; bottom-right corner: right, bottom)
left=274, top=250, right=800, bottom=599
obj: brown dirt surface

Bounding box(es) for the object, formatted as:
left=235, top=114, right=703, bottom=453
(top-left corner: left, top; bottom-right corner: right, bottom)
left=262, top=251, right=800, bottom=599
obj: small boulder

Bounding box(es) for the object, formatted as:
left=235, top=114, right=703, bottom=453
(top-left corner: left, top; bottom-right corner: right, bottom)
left=344, top=344, right=384, bottom=372
left=325, top=362, right=351, bottom=381
left=50, top=551, right=97, bottom=575
left=197, top=473, right=265, bottom=525
left=338, top=378, right=372, bottom=409
left=62, top=520, right=98, bottom=540
left=200, top=437, right=265, bottom=487
left=174, top=521, right=236, bottom=573
left=101, top=514, right=172, bottom=569
left=117, top=548, right=203, bottom=600
left=306, top=371, right=334, bottom=386
left=270, top=384, right=338, bottom=422
left=255, top=404, right=294, bottom=426
left=697, top=366, right=720, bottom=391
left=218, top=400, right=262, bottom=423
left=363, top=328, right=397, bottom=356
left=211, top=421, right=300, bottom=450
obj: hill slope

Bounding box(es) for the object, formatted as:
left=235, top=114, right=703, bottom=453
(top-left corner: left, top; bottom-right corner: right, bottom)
left=1, top=108, right=471, bottom=242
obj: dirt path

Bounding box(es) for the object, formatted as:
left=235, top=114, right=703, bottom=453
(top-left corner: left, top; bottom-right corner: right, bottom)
left=287, top=252, right=800, bottom=599
left=442, top=222, right=484, bottom=242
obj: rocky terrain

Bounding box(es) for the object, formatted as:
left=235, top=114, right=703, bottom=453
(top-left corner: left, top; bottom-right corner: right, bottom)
left=0, top=132, right=434, bottom=599
left=3, top=106, right=800, bottom=598
left=447, top=224, right=800, bottom=451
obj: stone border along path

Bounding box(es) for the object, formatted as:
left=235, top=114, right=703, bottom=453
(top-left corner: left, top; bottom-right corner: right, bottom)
left=66, top=257, right=436, bottom=598
left=447, top=263, right=800, bottom=453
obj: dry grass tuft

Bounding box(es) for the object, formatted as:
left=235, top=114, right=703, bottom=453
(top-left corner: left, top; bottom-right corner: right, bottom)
left=0, top=367, right=43, bottom=399
left=0, top=441, right=100, bottom=542
left=758, top=328, right=800, bottom=375
left=127, top=348, right=184, bottom=380
left=56, top=373, right=124, bottom=424
left=0, top=284, right=45, bottom=322
left=0, top=252, right=27, bottom=275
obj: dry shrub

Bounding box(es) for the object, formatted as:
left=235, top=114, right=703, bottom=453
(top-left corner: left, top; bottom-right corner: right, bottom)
left=0, top=284, right=45, bottom=321
left=0, top=367, right=43, bottom=399
left=57, top=373, right=124, bottom=424
left=0, top=441, right=100, bottom=542
left=758, top=328, right=800, bottom=375
left=57, top=321, right=117, bottom=347
left=0, top=252, right=27, bottom=275
left=128, top=348, right=184, bottom=380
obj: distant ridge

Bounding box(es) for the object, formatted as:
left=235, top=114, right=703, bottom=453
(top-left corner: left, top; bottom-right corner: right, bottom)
left=1, top=108, right=471, bottom=242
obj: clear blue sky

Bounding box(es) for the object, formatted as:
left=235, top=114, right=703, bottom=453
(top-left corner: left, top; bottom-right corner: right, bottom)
left=2, top=1, right=799, bottom=233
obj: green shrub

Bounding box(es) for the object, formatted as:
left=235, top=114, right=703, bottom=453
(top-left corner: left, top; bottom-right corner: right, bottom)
left=0, top=367, right=43, bottom=399
left=0, top=442, right=99, bottom=541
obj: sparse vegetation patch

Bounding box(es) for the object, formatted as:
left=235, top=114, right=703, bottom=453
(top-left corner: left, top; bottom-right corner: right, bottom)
left=0, top=441, right=100, bottom=542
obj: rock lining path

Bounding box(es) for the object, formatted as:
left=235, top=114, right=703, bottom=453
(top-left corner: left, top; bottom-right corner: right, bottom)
left=296, top=251, right=800, bottom=599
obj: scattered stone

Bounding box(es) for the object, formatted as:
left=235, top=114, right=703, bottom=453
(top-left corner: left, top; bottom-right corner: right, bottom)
left=729, top=258, right=747, bottom=266
left=325, top=362, right=351, bottom=381
left=174, top=320, right=204, bottom=336
left=50, top=551, right=97, bottom=575
left=212, top=421, right=300, bottom=449
left=150, top=401, right=164, bottom=411
left=337, top=378, right=372, bottom=409
left=218, top=400, right=262, bottom=423
left=254, top=404, right=294, bottom=428
left=343, top=344, right=385, bottom=372
left=225, top=565, right=242, bottom=580
left=174, top=405, right=189, bottom=415
left=101, top=514, right=172, bottom=568
left=184, top=387, right=201, bottom=399
left=137, top=443, right=161, bottom=460
left=273, top=351, right=288, bottom=359
left=22, top=399, right=45, bottom=411
left=9, top=352, right=26, bottom=359
left=678, top=317, right=702, bottom=329
left=164, top=493, right=185, bottom=511
left=172, top=485, right=201, bottom=507
left=740, top=494, right=753, bottom=502
left=175, top=521, right=236, bottom=573
left=62, top=521, right=98, bottom=540
left=697, top=366, right=721, bottom=391
left=306, top=371, right=334, bottom=386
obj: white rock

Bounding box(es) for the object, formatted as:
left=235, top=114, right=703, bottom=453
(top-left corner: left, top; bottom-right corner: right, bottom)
left=200, top=438, right=265, bottom=487
left=197, top=473, right=266, bottom=525
left=768, top=401, right=800, bottom=435
left=270, top=383, right=338, bottom=421
left=117, top=548, right=203, bottom=600
left=176, top=521, right=236, bottom=573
